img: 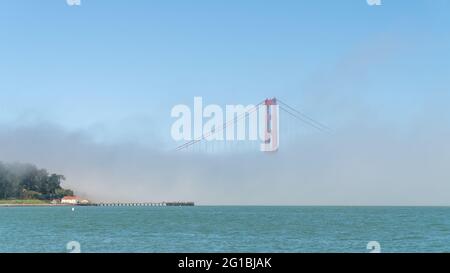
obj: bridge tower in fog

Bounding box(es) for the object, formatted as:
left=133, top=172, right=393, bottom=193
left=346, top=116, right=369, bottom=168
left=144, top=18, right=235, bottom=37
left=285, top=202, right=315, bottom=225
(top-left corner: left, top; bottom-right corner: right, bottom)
left=175, top=97, right=329, bottom=153
left=261, top=98, right=279, bottom=153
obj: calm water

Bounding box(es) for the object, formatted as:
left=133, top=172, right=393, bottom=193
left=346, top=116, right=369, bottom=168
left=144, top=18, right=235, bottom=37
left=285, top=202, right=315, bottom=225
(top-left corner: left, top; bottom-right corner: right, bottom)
left=0, top=206, right=449, bottom=253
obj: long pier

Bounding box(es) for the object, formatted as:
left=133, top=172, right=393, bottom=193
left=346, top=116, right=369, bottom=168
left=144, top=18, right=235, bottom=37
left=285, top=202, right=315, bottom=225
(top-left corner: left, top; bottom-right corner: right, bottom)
left=86, top=202, right=195, bottom=207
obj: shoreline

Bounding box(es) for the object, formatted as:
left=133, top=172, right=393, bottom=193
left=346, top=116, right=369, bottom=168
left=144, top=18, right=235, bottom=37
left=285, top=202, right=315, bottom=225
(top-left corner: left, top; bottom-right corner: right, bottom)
left=0, top=201, right=196, bottom=207
left=0, top=204, right=75, bottom=207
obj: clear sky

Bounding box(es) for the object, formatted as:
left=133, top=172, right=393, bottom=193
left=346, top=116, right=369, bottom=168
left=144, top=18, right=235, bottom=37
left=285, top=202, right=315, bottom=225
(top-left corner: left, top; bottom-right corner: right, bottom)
left=1, top=0, right=449, bottom=146
left=1, top=1, right=450, bottom=204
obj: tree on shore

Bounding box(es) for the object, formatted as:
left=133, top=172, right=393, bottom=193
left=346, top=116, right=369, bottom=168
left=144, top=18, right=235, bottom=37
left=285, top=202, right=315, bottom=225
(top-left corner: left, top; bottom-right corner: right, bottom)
left=0, top=162, right=73, bottom=200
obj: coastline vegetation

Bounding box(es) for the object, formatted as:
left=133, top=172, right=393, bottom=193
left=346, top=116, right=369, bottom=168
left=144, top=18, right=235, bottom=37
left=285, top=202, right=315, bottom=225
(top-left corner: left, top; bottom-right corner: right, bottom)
left=0, top=199, right=49, bottom=205
left=0, top=161, right=73, bottom=203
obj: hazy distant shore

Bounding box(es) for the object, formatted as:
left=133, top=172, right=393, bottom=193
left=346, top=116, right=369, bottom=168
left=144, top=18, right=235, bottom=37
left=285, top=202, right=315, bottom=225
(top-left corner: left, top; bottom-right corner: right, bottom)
left=0, top=199, right=72, bottom=207
left=0, top=204, right=74, bottom=207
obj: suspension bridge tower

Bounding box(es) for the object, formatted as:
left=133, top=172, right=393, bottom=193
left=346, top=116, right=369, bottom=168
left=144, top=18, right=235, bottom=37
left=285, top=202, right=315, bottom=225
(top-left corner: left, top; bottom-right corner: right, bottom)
left=261, top=98, right=279, bottom=153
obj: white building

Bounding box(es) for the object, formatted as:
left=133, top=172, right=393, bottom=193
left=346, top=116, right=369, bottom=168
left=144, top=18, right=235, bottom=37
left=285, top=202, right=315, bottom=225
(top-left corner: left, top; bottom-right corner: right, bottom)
left=61, top=196, right=80, bottom=205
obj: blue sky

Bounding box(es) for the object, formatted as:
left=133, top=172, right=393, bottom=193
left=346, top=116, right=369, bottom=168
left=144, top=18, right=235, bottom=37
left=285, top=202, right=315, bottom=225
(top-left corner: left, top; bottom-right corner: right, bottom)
left=1, top=0, right=450, bottom=204
left=1, top=0, right=449, bottom=147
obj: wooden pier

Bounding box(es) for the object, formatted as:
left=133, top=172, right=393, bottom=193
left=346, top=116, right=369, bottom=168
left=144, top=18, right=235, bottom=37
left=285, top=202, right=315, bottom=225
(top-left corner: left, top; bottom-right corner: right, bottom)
left=87, top=202, right=195, bottom=207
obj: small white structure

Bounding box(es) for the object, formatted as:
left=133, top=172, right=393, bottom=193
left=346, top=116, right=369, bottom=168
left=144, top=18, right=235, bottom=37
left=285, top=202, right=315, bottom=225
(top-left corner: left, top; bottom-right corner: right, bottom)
left=61, top=196, right=80, bottom=205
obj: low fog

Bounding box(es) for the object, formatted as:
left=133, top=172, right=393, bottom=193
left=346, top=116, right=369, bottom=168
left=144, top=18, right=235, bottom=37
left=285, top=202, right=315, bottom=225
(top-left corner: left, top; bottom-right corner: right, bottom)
left=1, top=33, right=449, bottom=205
left=0, top=106, right=449, bottom=205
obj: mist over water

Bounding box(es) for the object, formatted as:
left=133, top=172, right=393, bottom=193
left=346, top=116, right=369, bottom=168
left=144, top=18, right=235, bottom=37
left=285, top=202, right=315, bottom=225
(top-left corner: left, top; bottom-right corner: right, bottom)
left=1, top=98, right=449, bottom=205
